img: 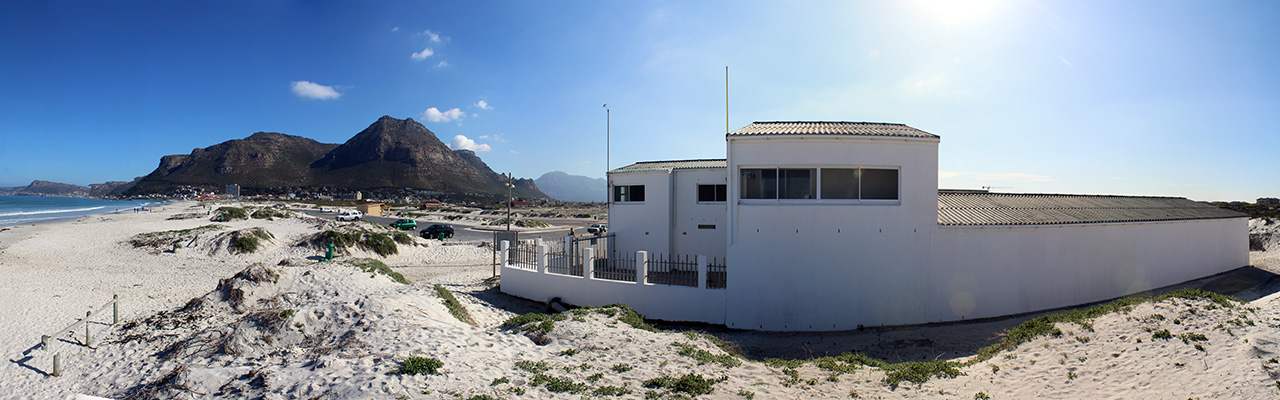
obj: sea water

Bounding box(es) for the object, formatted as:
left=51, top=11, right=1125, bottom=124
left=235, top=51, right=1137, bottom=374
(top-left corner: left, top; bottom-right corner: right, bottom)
left=0, top=196, right=159, bottom=227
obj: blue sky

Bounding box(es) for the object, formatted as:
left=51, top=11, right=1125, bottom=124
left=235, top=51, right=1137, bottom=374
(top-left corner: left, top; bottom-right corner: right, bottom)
left=0, top=0, right=1276, bottom=201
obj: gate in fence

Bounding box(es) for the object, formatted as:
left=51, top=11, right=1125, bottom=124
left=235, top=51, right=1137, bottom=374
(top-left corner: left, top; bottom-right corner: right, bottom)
left=546, top=234, right=614, bottom=277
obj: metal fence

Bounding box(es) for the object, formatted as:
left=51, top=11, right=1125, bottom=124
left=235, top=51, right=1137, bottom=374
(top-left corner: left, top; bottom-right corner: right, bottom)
left=646, top=253, right=699, bottom=287
left=706, top=257, right=727, bottom=289
left=509, top=241, right=539, bottom=271
left=545, top=241, right=582, bottom=277
left=593, top=251, right=637, bottom=282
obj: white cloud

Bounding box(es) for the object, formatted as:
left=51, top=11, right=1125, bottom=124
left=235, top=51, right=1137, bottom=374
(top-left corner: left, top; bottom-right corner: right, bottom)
left=450, top=135, right=491, bottom=152
left=421, top=107, right=464, bottom=122
left=420, top=29, right=443, bottom=43
left=479, top=134, right=506, bottom=143
left=290, top=81, right=341, bottom=100
left=475, top=100, right=492, bottom=110
left=938, top=170, right=971, bottom=179
left=434, top=60, right=451, bottom=68
left=411, top=48, right=434, bottom=61
left=973, top=172, right=1055, bottom=182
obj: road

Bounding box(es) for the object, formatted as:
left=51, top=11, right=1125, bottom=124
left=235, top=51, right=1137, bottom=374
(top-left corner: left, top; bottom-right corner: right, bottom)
left=298, top=209, right=596, bottom=243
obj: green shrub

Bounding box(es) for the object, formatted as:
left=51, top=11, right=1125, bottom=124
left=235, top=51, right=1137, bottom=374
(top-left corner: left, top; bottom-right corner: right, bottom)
left=393, top=231, right=412, bottom=244
left=644, top=373, right=726, bottom=396
left=503, top=312, right=568, bottom=335
left=515, top=360, right=551, bottom=373
left=231, top=235, right=260, bottom=254
left=349, top=258, right=409, bottom=284
left=214, top=206, right=248, bottom=221
left=390, top=357, right=443, bottom=375
left=434, top=284, right=475, bottom=325
left=671, top=342, right=741, bottom=368
left=592, top=385, right=632, bottom=396
left=363, top=232, right=398, bottom=256
left=531, top=374, right=587, bottom=393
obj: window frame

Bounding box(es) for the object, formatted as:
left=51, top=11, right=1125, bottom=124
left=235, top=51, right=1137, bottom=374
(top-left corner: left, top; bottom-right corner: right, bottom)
left=613, top=184, right=646, bottom=203
left=736, top=165, right=900, bottom=203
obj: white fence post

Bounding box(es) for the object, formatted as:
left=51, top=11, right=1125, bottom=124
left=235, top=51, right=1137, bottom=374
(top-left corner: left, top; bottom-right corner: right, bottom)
left=536, top=244, right=548, bottom=274
left=499, top=241, right=509, bottom=268
left=696, top=254, right=708, bottom=289
left=636, top=251, right=648, bottom=285
left=583, top=247, right=595, bottom=279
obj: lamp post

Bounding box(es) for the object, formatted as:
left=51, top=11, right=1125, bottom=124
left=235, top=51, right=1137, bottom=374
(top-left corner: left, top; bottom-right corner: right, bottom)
left=505, top=173, right=515, bottom=232
left=603, top=104, right=610, bottom=224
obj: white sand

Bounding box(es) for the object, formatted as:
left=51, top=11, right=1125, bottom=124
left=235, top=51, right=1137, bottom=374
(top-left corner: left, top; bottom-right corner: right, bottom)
left=1, top=207, right=1279, bottom=399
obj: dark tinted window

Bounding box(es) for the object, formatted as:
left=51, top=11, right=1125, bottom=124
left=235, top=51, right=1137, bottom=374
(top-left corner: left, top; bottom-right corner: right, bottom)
left=861, top=169, right=899, bottom=200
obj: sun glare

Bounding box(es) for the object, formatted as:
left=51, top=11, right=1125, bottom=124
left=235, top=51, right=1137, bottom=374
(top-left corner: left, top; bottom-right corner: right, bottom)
left=914, top=0, right=1002, bottom=25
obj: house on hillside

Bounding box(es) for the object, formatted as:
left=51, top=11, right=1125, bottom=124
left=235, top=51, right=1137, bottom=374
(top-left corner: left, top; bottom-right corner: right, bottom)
left=500, top=121, right=1248, bottom=331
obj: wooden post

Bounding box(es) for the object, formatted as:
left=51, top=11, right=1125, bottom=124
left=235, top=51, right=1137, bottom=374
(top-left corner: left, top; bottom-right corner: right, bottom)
left=84, top=311, right=91, bottom=347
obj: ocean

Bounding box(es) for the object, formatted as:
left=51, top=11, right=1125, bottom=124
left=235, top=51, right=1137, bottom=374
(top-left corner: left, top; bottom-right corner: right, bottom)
left=0, top=196, right=160, bottom=227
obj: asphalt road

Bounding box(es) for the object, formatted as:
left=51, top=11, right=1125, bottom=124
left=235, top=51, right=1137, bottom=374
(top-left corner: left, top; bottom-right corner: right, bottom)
left=299, top=210, right=595, bottom=243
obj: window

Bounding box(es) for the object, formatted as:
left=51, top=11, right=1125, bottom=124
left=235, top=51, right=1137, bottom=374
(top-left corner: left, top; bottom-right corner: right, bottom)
left=740, top=167, right=899, bottom=201
left=820, top=169, right=858, bottom=199
left=697, top=184, right=727, bottom=202
left=613, top=185, right=645, bottom=202
left=780, top=168, right=817, bottom=199
left=740, top=168, right=777, bottom=199
left=861, top=169, right=898, bottom=200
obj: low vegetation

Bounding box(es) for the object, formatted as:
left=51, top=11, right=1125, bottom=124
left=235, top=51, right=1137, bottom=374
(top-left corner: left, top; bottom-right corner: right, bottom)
left=229, top=227, right=273, bottom=254
left=348, top=258, right=409, bottom=284
left=320, top=229, right=399, bottom=256
left=129, top=224, right=225, bottom=249
left=213, top=206, right=248, bottom=221
left=390, top=357, right=443, bottom=375
left=433, top=285, right=475, bottom=325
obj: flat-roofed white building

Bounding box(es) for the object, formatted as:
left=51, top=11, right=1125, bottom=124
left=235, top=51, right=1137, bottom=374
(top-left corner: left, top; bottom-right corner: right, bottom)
left=501, top=121, right=1248, bottom=331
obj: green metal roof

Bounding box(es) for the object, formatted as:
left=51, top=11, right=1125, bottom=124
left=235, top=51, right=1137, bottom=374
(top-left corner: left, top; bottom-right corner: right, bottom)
left=609, top=159, right=727, bottom=174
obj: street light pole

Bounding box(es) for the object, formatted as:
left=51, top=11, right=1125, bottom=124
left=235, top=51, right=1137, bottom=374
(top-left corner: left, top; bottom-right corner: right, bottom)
left=604, top=104, right=610, bottom=225
left=505, top=173, right=514, bottom=232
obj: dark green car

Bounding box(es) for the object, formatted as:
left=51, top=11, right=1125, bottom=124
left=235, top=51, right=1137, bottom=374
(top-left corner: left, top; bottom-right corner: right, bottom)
left=389, top=218, right=417, bottom=230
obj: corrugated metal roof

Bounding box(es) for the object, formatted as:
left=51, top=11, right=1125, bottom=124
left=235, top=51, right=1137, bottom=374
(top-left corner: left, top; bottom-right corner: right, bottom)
left=728, top=121, right=940, bottom=139
left=938, top=191, right=1245, bottom=226
left=609, top=159, right=727, bottom=174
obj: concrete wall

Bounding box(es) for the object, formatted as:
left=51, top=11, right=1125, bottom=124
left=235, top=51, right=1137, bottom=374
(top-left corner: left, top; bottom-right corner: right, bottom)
left=671, top=169, right=727, bottom=259
left=609, top=172, right=671, bottom=255
left=500, top=249, right=727, bottom=324
left=923, top=218, right=1249, bottom=323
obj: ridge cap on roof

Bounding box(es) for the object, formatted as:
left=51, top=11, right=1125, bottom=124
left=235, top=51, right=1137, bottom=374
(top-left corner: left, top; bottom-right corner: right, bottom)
left=938, top=191, right=1190, bottom=200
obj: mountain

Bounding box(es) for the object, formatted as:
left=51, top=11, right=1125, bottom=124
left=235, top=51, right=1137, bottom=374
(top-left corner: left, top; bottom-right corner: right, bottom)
left=0, top=180, right=89, bottom=197
left=535, top=171, right=606, bottom=202
left=126, top=116, right=546, bottom=199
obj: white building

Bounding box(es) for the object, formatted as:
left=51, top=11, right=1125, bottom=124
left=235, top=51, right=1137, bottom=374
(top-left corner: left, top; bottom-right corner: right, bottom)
left=501, top=121, right=1247, bottom=331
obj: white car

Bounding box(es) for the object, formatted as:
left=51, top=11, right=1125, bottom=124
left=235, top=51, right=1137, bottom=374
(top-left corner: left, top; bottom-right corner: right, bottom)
left=587, top=223, right=607, bottom=235
left=336, top=210, right=362, bottom=221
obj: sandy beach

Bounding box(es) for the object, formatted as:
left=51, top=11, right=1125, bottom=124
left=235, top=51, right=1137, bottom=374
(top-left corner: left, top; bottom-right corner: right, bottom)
left=2, top=202, right=1280, bottom=399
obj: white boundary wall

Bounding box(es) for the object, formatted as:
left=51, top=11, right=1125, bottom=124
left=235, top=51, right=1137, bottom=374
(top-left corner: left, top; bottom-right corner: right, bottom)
left=499, top=242, right=727, bottom=324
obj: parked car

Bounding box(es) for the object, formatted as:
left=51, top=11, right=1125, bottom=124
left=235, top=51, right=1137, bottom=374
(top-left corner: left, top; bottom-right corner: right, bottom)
left=389, top=218, right=417, bottom=230
left=420, top=224, right=455, bottom=239
left=587, top=223, right=608, bottom=235
left=336, top=210, right=362, bottom=221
